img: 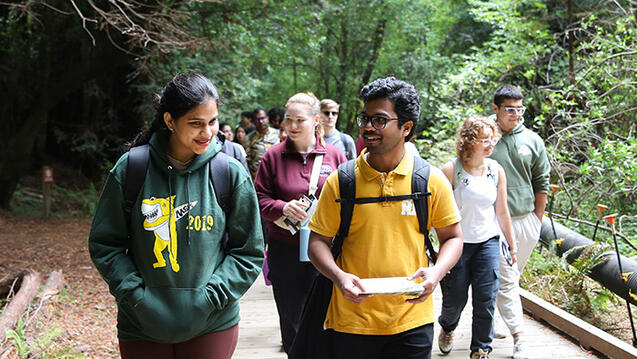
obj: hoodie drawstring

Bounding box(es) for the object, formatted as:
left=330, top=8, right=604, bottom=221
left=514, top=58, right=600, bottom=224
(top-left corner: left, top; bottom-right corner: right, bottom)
left=186, top=172, right=191, bottom=246
left=167, top=166, right=173, bottom=245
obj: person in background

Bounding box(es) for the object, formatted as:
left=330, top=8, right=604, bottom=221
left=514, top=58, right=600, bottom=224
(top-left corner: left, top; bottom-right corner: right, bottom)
left=88, top=72, right=264, bottom=359
left=308, top=77, right=462, bottom=359
left=254, top=93, right=347, bottom=354
left=490, top=84, right=550, bottom=359
left=220, top=122, right=234, bottom=142
left=220, top=122, right=247, bottom=158
left=268, top=107, right=286, bottom=130
left=319, top=99, right=356, bottom=160
left=240, top=111, right=256, bottom=135
left=234, top=125, right=247, bottom=148
left=244, top=107, right=280, bottom=179
left=437, top=116, right=516, bottom=359
left=279, top=121, right=288, bottom=143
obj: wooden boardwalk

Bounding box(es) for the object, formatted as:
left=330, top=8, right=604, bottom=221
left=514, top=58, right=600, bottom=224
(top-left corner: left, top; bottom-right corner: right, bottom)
left=234, top=273, right=604, bottom=359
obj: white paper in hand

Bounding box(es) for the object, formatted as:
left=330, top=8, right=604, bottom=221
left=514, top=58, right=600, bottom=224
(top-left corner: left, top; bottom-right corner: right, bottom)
left=359, top=277, right=424, bottom=296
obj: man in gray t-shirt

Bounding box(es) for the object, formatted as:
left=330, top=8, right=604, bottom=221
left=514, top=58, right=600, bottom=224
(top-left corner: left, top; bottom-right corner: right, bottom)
left=320, top=99, right=356, bottom=160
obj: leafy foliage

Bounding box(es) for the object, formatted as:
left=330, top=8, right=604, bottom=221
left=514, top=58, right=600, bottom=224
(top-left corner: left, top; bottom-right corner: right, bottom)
left=522, top=243, right=626, bottom=337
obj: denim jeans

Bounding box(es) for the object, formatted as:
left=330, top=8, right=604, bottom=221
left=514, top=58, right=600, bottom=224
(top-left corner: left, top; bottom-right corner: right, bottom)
left=438, top=236, right=500, bottom=354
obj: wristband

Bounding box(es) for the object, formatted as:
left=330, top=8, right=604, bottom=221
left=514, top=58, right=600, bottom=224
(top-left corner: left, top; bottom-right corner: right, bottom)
left=510, top=249, right=518, bottom=254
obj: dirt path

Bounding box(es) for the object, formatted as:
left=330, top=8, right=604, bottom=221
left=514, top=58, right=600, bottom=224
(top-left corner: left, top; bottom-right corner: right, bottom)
left=0, top=214, right=119, bottom=358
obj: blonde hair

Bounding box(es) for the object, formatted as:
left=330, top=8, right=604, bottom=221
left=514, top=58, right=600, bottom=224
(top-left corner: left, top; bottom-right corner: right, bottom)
left=286, top=92, right=320, bottom=117
left=285, top=92, right=324, bottom=145
left=456, top=115, right=501, bottom=163
left=320, top=99, right=340, bottom=112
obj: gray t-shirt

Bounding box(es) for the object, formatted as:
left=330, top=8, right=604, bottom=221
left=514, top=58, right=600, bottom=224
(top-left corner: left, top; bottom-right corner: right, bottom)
left=324, top=130, right=356, bottom=160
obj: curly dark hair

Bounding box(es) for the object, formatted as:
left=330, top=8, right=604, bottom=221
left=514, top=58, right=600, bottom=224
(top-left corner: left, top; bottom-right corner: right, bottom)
left=360, top=76, right=420, bottom=141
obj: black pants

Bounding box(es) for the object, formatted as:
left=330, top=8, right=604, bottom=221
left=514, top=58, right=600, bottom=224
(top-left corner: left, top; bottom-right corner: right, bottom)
left=267, top=238, right=319, bottom=354
left=331, top=323, right=434, bottom=359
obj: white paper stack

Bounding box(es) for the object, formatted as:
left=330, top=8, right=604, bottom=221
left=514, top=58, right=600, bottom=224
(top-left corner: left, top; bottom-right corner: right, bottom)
left=359, top=277, right=424, bottom=296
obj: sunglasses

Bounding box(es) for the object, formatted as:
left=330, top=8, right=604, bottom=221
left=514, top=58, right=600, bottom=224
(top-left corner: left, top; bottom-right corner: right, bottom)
left=503, top=106, right=526, bottom=115
left=323, top=111, right=339, bottom=117
left=356, top=113, right=399, bottom=130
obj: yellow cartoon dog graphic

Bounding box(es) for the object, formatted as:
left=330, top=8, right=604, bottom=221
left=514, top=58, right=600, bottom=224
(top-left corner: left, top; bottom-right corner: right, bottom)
left=141, top=196, right=198, bottom=272
left=142, top=196, right=180, bottom=272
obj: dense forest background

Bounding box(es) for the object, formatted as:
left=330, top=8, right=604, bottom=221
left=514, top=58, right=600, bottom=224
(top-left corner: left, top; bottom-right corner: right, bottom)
left=1, top=0, right=635, bottom=228
left=1, top=0, right=636, bottom=349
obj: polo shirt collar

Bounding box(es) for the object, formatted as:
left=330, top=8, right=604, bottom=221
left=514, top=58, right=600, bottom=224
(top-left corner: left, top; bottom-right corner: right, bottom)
left=357, top=147, right=412, bottom=182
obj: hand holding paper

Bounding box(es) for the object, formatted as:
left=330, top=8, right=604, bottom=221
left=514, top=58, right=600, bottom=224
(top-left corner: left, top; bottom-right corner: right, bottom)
left=282, top=199, right=310, bottom=222
left=334, top=272, right=373, bottom=304
left=406, top=267, right=443, bottom=304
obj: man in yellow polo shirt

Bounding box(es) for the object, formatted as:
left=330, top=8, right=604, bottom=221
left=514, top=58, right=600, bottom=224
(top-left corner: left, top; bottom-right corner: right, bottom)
left=308, top=77, right=463, bottom=359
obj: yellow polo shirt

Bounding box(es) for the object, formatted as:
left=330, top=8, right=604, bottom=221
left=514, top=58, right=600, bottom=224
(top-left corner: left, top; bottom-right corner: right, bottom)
left=308, top=151, right=459, bottom=335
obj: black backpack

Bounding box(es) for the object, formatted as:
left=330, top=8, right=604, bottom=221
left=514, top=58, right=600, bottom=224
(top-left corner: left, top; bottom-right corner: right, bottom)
left=333, top=155, right=437, bottom=263
left=123, top=144, right=232, bottom=220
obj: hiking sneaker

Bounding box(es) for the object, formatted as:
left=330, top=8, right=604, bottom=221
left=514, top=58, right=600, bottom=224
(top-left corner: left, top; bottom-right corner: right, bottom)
left=438, top=329, right=454, bottom=355
left=513, top=340, right=529, bottom=359
left=471, top=348, right=490, bottom=359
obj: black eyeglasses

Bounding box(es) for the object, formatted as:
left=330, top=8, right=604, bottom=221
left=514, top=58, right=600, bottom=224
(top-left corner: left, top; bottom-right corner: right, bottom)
left=323, top=111, right=339, bottom=117
left=356, top=113, right=399, bottom=130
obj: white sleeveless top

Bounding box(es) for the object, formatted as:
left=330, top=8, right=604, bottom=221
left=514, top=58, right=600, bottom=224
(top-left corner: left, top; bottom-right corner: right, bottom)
left=452, top=158, right=500, bottom=244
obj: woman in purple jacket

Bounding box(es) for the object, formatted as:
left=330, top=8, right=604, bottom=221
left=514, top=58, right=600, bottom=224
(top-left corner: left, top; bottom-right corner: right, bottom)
left=254, top=93, right=347, bottom=354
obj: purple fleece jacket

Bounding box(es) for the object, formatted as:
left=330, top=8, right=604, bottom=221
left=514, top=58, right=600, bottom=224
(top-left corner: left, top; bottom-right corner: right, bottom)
left=255, top=134, right=347, bottom=245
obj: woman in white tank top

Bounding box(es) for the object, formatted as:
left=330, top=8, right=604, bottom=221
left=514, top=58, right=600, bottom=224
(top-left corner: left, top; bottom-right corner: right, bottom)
left=437, top=116, right=516, bottom=359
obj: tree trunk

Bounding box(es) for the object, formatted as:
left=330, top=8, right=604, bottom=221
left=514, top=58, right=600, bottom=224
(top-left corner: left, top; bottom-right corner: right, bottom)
left=346, top=11, right=387, bottom=135
left=359, top=17, right=387, bottom=91
left=0, top=107, right=49, bottom=208
left=568, top=0, right=575, bottom=84
left=0, top=270, right=42, bottom=339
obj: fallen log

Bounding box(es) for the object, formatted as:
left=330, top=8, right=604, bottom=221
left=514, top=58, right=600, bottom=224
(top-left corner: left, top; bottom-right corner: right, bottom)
left=25, top=271, right=65, bottom=358
left=0, top=270, right=42, bottom=340
left=540, top=218, right=637, bottom=306
left=24, top=270, right=64, bottom=328
left=39, top=270, right=64, bottom=303
left=0, top=270, right=29, bottom=298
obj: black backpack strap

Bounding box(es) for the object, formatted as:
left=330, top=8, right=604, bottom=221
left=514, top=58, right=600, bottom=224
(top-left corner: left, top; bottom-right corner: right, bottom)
left=209, top=151, right=232, bottom=216
left=412, top=156, right=436, bottom=264
left=333, top=159, right=356, bottom=259
left=336, top=193, right=428, bottom=204
left=124, top=144, right=150, bottom=217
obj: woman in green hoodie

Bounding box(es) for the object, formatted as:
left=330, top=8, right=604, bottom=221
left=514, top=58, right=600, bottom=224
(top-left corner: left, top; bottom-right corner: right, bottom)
left=89, top=73, right=264, bottom=358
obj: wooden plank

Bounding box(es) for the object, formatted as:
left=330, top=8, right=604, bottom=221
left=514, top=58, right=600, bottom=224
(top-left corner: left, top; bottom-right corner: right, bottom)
left=521, top=288, right=637, bottom=359
left=234, top=273, right=605, bottom=358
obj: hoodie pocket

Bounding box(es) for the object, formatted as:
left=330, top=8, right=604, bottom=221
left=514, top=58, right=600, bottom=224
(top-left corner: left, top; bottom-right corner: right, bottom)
left=133, top=286, right=214, bottom=343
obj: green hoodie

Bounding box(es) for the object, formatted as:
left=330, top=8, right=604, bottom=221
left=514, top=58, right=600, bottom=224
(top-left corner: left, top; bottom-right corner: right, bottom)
left=88, top=132, right=264, bottom=343
left=490, top=122, right=551, bottom=217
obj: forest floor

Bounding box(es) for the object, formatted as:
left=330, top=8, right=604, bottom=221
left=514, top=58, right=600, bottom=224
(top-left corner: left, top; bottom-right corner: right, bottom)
left=0, top=214, right=119, bottom=358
